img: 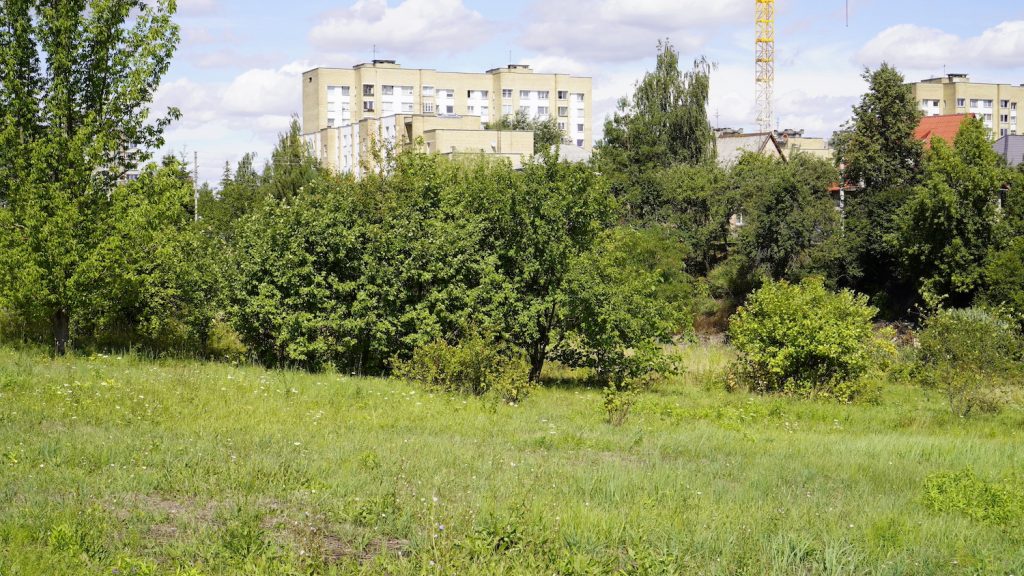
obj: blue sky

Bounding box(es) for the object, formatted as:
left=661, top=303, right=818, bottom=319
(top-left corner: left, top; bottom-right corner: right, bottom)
left=156, top=0, right=1024, bottom=183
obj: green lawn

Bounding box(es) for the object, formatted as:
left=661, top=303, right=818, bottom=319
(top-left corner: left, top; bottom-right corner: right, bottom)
left=0, top=346, right=1022, bottom=575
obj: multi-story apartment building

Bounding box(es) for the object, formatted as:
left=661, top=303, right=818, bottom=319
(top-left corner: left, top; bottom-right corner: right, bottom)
left=302, top=60, right=593, bottom=175
left=909, top=74, right=1024, bottom=139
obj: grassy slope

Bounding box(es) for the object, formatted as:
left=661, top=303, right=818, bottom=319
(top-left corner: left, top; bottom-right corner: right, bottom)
left=0, top=346, right=1022, bottom=575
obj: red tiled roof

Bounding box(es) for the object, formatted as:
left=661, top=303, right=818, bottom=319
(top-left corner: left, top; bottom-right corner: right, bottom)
left=914, top=114, right=974, bottom=148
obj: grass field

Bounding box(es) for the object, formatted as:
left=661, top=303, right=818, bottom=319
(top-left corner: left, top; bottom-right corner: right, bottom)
left=1, top=345, right=1022, bottom=575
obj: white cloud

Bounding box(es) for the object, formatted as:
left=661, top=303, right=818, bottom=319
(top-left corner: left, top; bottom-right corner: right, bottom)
left=309, top=0, right=491, bottom=56
left=177, top=0, right=217, bottom=17
left=858, top=20, right=1024, bottom=69
left=155, top=62, right=310, bottom=183
left=519, top=0, right=746, bottom=63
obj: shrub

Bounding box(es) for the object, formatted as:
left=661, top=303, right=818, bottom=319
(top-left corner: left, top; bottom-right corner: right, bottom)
left=982, top=237, right=1024, bottom=332
left=728, top=277, right=879, bottom=399
left=916, top=307, right=1022, bottom=417
left=394, top=334, right=533, bottom=403
left=924, top=468, right=1024, bottom=528
left=206, top=318, right=249, bottom=363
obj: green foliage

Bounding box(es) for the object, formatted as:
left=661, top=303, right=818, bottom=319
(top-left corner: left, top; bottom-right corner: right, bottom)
left=597, top=40, right=715, bottom=219
left=729, top=278, right=879, bottom=398
left=69, top=162, right=219, bottom=354
left=394, top=334, right=532, bottom=403
left=982, top=237, right=1024, bottom=331
left=840, top=64, right=924, bottom=315
left=731, top=153, right=850, bottom=286
left=916, top=307, right=1022, bottom=417
left=487, top=109, right=564, bottom=154
left=556, top=227, right=684, bottom=383
left=893, top=119, right=1007, bottom=308
left=206, top=317, right=248, bottom=363
left=0, top=0, right=180, bottom=355
left=925, top=469, right=1024, bottom=529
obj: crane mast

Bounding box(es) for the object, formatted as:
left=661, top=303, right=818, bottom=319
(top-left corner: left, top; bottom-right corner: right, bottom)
left=755, top=0, right=775, bottom=134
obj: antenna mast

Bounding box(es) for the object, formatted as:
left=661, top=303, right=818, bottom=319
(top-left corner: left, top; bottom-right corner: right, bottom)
left=755, top=0, right=775, bottom=134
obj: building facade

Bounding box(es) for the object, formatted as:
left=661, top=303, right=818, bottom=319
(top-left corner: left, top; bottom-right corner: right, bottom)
left=302, top=60, right=593, bottom=175
left=909, top=74, right=1024, bottom=139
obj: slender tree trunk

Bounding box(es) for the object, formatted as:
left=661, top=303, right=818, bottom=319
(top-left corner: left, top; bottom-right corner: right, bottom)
left=53, top=308, right=70, bottom=356
left=528, top=347, right=546, bottom=383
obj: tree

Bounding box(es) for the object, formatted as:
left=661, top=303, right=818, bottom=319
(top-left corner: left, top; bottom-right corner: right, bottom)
left=596, top=40, right=715, bottom=218
left=839, top=64, right=924, bottom=315
left=487, top=109, right=564, bottom=155
left=0, top=0, right=180, bottom=354
left=892, top=118, right=1004, bottom=308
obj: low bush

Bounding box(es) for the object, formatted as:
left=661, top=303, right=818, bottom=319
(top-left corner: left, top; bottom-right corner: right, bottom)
left=982, top=237, right=1024, bottom=332
left=394, top=334, right=533, bottom=404
left=728, top=277, right=882, bottom=399
left=924, top=468, right=1024, bottom=528
left=206, top=318, right=249, bottom=363
left=916, top=307, right=1022, bottom=417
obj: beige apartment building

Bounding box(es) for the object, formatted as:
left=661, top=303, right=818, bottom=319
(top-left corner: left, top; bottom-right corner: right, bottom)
left=909, top=74, right=1024, bottom=139
left=302, top=60, right=593, bottom=175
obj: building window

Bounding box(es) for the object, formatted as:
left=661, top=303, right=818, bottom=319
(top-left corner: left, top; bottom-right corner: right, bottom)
left=382, top=85, right=394, bottom=96
left=382, top=101, right=393, bottom=112
left=503, top=104, right=512, bottom=115
left=1001, top=100, right=1010, bottom=108
left=480, top=106, right=489, bottom=116
left=575, top=93, right=584, bottom=102
left=558, top=106, right=568, bottom=117
left=502, top=89, right=512, bottom=98
left=985, top=100, right=993, bottom=108
left=558, top=122, right=566, bottom=130
left=363, top=84, right=374, bottom=96
left=442, top=89, right=454, bottom=98
left=468, top=105, right=476, bottom=113
left=363, top=101, right=375, bottom=112
left=519, top=105, right=530, bottom=114
left=956, top=98, right=965, bottom=107
left=423, top=85, right=434, bottom=96
left=402, top=102, right=414, bottom=113
left=402, top=86, right=414, bottom=96
left=1001, top=128, right=1009, bottom=136
left=1002, top=114, right=1010, bottom=122
left=445, top=105, right=454, bottom=114
left=558, top=90, right=568, bottom=100
left=520, top=90, right=531, bottom=99
left=577, top=124, right=584, bottom=132
left=576, top=139, right=584, bottom=147
left=537, top=106, right=549, bottom=117
left=1012, top=103, right=1018, bottom=110
left=423, top=103, right=435, bottom=113
left=537, top=91, right=550, bottom=100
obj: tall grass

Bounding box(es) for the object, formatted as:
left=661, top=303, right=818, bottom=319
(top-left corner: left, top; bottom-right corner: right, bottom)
left=0, top=345, right=1021, bottom=574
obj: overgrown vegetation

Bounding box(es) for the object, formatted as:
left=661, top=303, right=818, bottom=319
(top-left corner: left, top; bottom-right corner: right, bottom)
left=916, top=308, right=1022, bottom=417
left=0, top=347, right=1022, bottom=574
left=728, top=278, right=884, bottom=400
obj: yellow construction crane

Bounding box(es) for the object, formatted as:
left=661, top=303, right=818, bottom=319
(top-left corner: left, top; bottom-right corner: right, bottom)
left=755, top=0, right=775, bottom=134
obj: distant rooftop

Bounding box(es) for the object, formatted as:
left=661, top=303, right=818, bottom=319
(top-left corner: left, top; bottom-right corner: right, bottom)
left=914, top=114, right=973, bottom=147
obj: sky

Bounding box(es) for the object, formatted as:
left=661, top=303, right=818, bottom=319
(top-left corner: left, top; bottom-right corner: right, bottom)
left=155, top=0, right=1024, bottom=184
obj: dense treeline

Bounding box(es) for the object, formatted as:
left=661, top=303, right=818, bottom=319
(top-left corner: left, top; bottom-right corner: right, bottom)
left=1, top=17, right=1022, bottom=382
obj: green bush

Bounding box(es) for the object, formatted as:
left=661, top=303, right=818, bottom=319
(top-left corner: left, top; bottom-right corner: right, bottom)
left=728, top=278, right=880, bottom=399
left=916, top=307, right=1022, bottom=417
left=206, top=318, right=249, bottom=363
left=394, top=334, right=533, bottom=404
left=982, top=237, right=1024, bottom=332
left=924, top=468, right=1024, bottom=528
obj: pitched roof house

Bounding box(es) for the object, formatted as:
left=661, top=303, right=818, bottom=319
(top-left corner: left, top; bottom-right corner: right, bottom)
left=716, top=132, right=785, bottom=167
left=993, top=135, right=1024, bottom=167
left=914, top=114, right=973, bottom=148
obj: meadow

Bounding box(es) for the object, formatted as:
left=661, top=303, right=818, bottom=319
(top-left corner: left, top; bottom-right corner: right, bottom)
left=0, top=345, right=1022, bottom=575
